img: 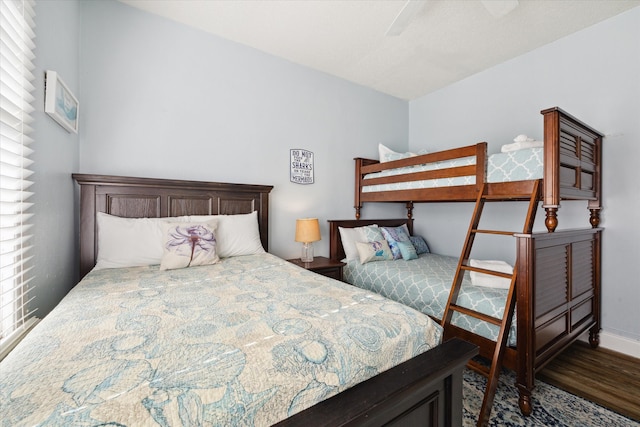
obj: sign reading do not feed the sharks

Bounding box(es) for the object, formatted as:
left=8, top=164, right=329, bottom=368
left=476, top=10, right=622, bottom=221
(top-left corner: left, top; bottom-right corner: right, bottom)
left=290, top=149, right=314, bottom=185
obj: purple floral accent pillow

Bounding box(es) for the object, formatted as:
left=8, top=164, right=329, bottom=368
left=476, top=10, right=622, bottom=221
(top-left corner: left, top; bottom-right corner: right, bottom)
left=160, top=221, right=219, bottom=270
left=380, top=225, right=411, bottom=260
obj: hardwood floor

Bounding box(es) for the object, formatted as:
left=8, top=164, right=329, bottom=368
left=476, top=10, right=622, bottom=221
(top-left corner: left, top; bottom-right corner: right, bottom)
left=537, top=341, right=640, bottom=422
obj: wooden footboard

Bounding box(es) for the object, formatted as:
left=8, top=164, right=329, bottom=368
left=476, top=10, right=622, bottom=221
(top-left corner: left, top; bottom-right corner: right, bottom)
left=541, top=108, right=603, bottom=232
left=276, top=338, right=478, bottom=427
left=513, top=227, right=602, bottom=414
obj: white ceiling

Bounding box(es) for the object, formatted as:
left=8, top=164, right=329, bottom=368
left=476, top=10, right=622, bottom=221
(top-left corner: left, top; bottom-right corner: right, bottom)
left=119, top=0, right=639, bottom=100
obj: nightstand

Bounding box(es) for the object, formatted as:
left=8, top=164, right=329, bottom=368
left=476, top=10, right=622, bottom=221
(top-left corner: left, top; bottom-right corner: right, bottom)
left=287, top=256, right=346, bottom=282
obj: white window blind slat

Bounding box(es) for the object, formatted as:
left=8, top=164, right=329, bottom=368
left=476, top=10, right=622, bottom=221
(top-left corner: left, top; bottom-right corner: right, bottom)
left=0, top=0, right=36, bottom=351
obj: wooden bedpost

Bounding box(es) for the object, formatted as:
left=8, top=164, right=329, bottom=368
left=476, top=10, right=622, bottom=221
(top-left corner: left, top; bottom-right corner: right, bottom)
left=544, top=207, right=558, bottom=232
left=589, top=207, right=601, bottom=228
left=406, top=202, right=413, bottom=220
left=354, top=158, right=364, bottom=219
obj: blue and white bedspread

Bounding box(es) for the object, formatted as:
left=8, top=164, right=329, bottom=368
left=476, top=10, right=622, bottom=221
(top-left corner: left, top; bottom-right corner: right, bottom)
left=362, top=148, right=543, bottom=192
left=362, top=156, right=476, bottom=193
left=487, top=148, right=543, bottom=183
left=344, top=253, right=516, bottom=345
left=0, top=253, right=442, bottom=426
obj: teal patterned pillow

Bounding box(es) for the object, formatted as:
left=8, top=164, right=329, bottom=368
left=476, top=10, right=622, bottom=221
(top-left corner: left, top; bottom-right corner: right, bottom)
left=397, top=241, right=418, bottom=260
left=355, top=240, right=393, bottom=264
left=380, top=225, right=411, bottom=260
left=409, top=235, right=430, bottom=254
left=362, top=225, right=384, bottom=242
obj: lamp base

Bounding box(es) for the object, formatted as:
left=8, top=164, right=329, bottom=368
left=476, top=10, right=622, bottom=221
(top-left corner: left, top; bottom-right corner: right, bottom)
left=301, top=242, right=314, bottom=263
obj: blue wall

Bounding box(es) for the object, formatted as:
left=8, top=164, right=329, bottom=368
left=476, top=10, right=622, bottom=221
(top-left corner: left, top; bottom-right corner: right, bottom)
left=409, top=7, right=640, bottom=350
left=32, top=0, right=80, bottom=316
left=78, top=0, right=408, bottom=259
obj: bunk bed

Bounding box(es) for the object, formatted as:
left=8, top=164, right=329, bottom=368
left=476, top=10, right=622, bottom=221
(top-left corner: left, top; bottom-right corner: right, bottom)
left=334, top=107, right=604, bottom=423
left=354, top=107, right=603, bottom=233
left=0, top=174, right=477, bottom=427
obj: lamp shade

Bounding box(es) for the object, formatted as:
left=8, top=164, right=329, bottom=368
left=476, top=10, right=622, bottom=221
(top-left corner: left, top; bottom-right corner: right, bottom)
left=295, top=218, right=321, bottom=243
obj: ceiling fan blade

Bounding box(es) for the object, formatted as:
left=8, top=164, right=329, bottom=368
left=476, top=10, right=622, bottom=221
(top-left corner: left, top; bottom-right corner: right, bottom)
left=480, top=0, right=519, bottom=18
left=386, top=0, right=427, bottom=37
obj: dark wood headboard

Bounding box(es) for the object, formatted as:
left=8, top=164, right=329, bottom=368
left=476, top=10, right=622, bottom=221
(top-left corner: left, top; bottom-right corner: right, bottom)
left=328, top=218, right=414, bottom=261
left=72, top=174, right=273, bottom=279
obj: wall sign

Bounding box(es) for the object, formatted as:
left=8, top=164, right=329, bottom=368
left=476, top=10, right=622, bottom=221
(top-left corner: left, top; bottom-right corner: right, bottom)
left=290, top=149, right=314, bottom=184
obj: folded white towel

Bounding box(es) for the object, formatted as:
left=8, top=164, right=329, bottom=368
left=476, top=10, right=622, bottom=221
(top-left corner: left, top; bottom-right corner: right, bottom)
left=501, top=138, right=543, bottom=153
left=469, top=259, right=513, bottom=289
left=514, top=134, right=533, bottom=143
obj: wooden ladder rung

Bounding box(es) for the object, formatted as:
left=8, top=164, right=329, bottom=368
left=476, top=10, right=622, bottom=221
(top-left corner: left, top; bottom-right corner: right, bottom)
left=461, top=265, right=513, bottom=279
left=448, top=304, right=503, bottom=326
left=472, top=228, right=515, bottom=236
left=467, top=359, right=490, bottom=378
left=483, top=194, right=531, bottom=200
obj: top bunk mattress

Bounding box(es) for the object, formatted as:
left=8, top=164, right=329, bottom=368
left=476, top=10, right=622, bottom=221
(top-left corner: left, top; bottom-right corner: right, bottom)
left=361, top=147, right=543, bottom=193
left=0, top=252, right=442, bottom=426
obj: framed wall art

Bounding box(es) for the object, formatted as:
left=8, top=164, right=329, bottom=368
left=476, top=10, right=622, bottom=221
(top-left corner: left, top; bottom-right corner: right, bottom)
left=44, top=70, right=79, bottom=133
left=290, top=149, right=314, bottom=184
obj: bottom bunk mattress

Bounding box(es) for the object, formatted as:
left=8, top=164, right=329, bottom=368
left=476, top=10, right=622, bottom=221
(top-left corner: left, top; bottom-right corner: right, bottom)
left=344, top=253, right=516, bottom=344
left=0, top=253, right=442, bottom=426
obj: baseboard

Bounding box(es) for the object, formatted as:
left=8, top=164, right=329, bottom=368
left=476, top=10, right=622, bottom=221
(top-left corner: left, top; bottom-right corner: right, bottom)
left=580, top=330, right=640, bottom=359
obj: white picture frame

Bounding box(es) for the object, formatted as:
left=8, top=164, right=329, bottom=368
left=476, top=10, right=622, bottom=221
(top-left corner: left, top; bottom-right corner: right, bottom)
left=44, top=70, right=79, bottom=133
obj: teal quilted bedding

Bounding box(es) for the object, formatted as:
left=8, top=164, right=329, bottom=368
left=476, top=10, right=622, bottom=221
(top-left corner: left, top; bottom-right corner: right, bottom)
left=0, top=253, right=442, bottom=426
left=344, top=253, right=516, bottom=345
left=361, top=148, right=543, bottom=192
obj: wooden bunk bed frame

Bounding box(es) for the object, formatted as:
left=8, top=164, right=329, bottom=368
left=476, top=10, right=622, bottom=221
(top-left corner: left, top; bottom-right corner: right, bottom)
left=72, top=173, right=478, bottom=427
left=354, top=107, right=603, bottom=233
left=339, top=107, right=604, bottom=420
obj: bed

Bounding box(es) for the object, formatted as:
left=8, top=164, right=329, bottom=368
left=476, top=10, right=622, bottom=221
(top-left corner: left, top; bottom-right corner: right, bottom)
left=338, top=107, right=604, bottom=421
left=329, top=219, right=601, bottom=421
left=354, top=107, right=603, bottom=233
left=0, top=173, right=477, bottom=427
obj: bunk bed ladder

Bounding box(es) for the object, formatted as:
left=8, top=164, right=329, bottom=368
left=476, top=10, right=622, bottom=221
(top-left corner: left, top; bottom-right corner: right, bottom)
left=441, top=180, right=541, bottom=427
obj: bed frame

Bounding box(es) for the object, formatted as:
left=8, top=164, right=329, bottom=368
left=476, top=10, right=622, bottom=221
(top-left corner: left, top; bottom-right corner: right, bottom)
left=72, top=173, right=477, bottom=427
left=339, top=107, right=604, bottom=421
left=354, top=107, right=603, bottom=233
left=329, top=219, right=602, bottom=420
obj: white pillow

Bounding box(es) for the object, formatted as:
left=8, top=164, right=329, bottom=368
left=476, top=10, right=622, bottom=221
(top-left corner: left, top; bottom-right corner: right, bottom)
left=501, top=135, right=543, bottom=152
left=338, top=224, right=379, bottom=262
left=190, top=211, right=265, bottom=257
left=469, top=259, right=513, bottom=289
left=379, top=143, right=415, bottom=163
left=378, top=143, right=429, bottom=163
left=160, top=220, right=219, bottom=270
left=95, top=212, right=189, bottom=270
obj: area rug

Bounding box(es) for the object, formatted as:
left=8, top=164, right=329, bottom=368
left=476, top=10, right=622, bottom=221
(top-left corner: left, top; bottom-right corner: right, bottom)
left=463, top=368, right=640, bottom=426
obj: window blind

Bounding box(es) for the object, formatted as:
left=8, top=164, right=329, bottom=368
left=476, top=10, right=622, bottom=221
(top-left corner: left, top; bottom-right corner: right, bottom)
left=0, top=0, right=37, bottom=358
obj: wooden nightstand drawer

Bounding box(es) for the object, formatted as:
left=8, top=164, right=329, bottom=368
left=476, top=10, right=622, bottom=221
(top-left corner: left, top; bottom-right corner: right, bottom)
left=287, top=256, right=346, bottom=282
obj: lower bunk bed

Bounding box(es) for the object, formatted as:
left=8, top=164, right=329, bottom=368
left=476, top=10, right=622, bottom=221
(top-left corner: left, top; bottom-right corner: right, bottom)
left=329, top=218, right=602, bottom=425
left=0, top=174, right=478, bottom=427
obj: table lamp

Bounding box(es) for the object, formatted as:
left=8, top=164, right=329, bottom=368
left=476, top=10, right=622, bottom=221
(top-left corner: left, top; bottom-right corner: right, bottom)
left=295, top=218, right=321, bottom=262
